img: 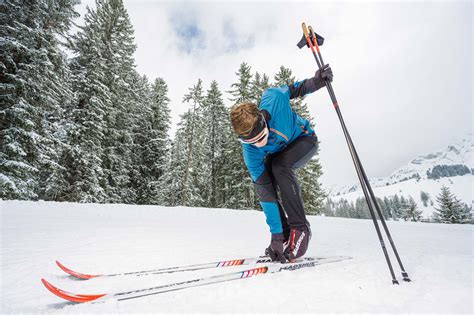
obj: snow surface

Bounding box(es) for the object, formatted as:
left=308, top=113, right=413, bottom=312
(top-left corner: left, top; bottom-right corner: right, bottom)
left=1, top=201, right=472, bottom=313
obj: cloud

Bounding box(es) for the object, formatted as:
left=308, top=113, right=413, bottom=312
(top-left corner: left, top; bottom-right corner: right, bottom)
left=73, top=0, right=472, bottom=188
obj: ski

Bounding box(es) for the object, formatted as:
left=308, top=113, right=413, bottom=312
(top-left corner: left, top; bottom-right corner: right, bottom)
left=42, top=256, right=351, bottom=303
left=56, top=256, right=281, bottom=280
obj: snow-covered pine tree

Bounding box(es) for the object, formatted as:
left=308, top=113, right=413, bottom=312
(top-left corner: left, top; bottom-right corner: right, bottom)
left=251, top=72, right=270, bottom=105
left=391, top=194, right=401, bottom=220
left=179, top=79, right=206, bottom=207
left=220, top=132, right=252, bottom=209
left=136, top=77, right=172, bottom=205
left=128, top=74, right=172, bottom=205
left=64, top=3, right=113, bottom=202
left=158, top=139, right=185, bottom=207
left=383, top=196, right=393, bottom=219
left=323, top=198, right=335, bottom=217
left=128, top=74, right=152, bottom=204
left=65, top=0, right=139, bottom=203
left=227, top=62, right=257, bottom=210
left=433, top=186, right=468, bottom=224
left=334, top=198, right=353, bottom=218
left=354, top=197, right=370, bottom=219
left=95, top=0, right=137, bottom=203
left=1, top=0, right=78, bottom=200
left=401, top=196, right=422, bottom=222
left=459, top=204, right=473, bottom=224
left=200, top=81, right=230, bottom=208
left=228, top=62, right=253, bottom=103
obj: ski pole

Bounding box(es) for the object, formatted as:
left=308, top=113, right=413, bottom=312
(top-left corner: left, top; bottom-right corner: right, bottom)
left=306, top=24, right=411, bottom=282
left=299, top=22, right=410, bottom=284
left=302, top=23, right=397, bottom=284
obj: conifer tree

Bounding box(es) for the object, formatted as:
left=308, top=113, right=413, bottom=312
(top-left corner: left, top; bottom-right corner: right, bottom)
left=383, top=196, right=393, bottom=218
left=141, top=78, right=172, bottom=204
left=1, top=0, right=77, bottom=200
left=200, top=81, right=229, bottom=208
left=251, top=72, right=270, bottom=104
left=180, top=79, right=205, bottom=206
left=355, top=197, right=370, bottom=219
left=129, top=75, right=171, bottom=205
left=227, top=63, right=257, bottom=210
left=391, top=194, right=402, bottom=220
left=97, top=0, right=137, bottom=203
left=433, top=186, right=470, bottom=224
left=128, top=74, right=152, bottom=203
left=159, top=139, right=186, bottom=207
left=64, top=0, right=139, bottom=203
left=64, top=3, right=114, bottom=202
left=323, top=198, right=335, bottom=217
left=401, top=196, right=423, bottom=222
left=228, top=62, right=253, bottom=103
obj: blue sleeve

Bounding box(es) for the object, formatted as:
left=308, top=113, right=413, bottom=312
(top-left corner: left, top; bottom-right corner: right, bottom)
left=242, top=145, right=283, bottom=234
left=242, top=144, right=266, bottom=182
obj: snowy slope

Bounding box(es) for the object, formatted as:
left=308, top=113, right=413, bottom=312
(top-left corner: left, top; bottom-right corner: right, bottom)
left=328, top=134, right=473, bottom=217
left=1, top=201, right=472, bottom=313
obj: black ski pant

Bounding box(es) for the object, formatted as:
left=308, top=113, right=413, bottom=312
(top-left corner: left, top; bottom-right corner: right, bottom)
left=265, top=134, right=318, bottom=239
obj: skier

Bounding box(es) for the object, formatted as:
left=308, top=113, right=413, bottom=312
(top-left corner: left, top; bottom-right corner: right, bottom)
left=230, top=65, right=333, bottom=263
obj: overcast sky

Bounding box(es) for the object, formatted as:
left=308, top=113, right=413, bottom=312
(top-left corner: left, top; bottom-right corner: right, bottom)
left=74, top=0, right=472, bottom=188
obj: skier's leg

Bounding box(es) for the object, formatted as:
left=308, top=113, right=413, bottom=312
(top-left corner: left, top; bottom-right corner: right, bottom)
left=271, top=135, right=318, bottom=228
left=270, top=135, right=318, bottom=259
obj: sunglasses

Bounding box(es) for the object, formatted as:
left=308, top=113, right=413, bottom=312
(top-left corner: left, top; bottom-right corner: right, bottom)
left=238, top=114, right=268, bottom=145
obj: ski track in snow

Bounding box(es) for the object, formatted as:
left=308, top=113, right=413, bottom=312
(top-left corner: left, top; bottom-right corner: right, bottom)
left=1, top=201, right=472, bottom=313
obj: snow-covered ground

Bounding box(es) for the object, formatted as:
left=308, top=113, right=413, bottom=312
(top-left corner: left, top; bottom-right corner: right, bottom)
left=1, top=201, right=472, bottom=313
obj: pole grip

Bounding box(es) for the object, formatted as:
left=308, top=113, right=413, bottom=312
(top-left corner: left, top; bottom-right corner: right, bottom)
left=302, top=22, right=309, bottom=38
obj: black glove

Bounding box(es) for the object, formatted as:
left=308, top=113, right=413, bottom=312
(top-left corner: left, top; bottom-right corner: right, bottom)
left=314, top=64, right=333, bottom=90
left=265, top=233, right=287, bottom=263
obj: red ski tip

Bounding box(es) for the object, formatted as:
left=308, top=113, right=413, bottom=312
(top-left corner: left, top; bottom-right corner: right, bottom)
left=56, top=260, right=101, bottom=280
left=41, top=278, right=106, bottom=303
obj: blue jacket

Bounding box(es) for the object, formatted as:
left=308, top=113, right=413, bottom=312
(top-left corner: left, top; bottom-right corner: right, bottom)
left=242, top=79, right=317, bottom=234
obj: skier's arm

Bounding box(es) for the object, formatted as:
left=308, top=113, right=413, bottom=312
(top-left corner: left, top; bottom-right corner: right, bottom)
left=243, top=146, right=283, bottom=235
left=287, top=64, right=333, bottom=99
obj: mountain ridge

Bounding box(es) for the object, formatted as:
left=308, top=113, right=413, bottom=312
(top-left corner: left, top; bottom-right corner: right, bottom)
left=326, top=134, right=473, bottom=218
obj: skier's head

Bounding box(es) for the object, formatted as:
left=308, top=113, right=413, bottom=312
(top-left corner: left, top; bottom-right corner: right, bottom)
left=230, top=102, right=269, bottom=147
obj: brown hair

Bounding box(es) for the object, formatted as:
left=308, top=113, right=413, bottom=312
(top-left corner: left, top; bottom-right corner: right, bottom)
left=230, top=102, right=260, bottom=136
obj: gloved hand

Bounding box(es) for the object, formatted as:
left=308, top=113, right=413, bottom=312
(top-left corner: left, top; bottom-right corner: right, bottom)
left=265, top=233, right=287, bottom=263
left=314, top=64, right=333, bottom=90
